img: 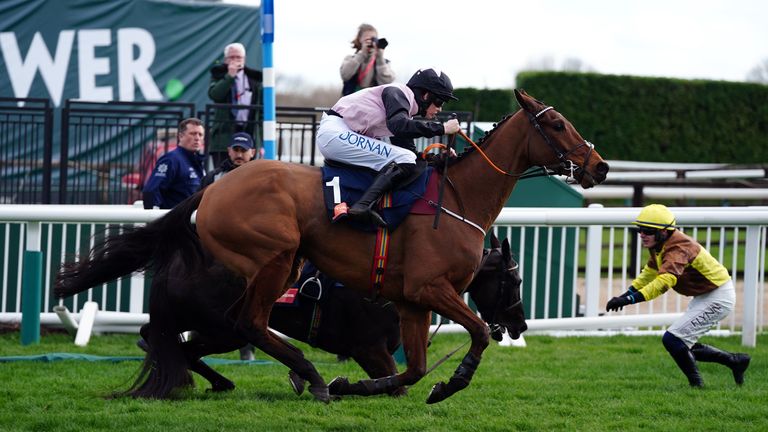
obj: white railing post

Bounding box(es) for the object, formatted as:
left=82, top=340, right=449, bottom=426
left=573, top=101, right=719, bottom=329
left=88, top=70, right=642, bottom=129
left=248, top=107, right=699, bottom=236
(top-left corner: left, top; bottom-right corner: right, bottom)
left=741, top=225, right=760, bottom=347
left=129, top=273, right=145, bottom=313
left=584, top=203, right=604, bottom=317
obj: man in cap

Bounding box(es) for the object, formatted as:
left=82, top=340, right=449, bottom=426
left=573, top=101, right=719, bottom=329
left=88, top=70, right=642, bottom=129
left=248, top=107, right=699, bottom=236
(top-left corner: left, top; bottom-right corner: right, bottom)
left=200, top=132, right=256, bottom=189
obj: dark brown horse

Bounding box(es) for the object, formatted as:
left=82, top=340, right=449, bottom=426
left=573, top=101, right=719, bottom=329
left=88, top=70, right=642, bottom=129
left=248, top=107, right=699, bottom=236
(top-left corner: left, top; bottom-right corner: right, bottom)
left=55, top=220, right=523, bottom=399
left=187, top=89, right=607, bottom=403
left=131, top=235, right=522, bottom=399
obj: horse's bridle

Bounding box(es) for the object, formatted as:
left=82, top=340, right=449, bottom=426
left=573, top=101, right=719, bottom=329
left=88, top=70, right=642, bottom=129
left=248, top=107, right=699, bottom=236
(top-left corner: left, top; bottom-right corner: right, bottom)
left=485, top=255, right=522, bottom=332
left=525, top=106, right=596, bottom=185
left=456, top=105, right=597, bottom=184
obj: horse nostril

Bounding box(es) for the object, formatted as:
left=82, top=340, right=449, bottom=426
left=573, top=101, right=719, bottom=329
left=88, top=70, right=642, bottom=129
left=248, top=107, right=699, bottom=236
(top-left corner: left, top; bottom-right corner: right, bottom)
left=595, top=161, right=609, bottom=181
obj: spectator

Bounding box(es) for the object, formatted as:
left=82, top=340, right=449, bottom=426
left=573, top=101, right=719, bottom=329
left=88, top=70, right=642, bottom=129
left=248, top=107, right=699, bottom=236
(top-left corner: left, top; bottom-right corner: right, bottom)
left=200, top=132, right=256, bottom=189
left=208, top=42, right=263, bottom=167
left=142, top=118, right=206, bottom=209
left=606, top=204, right=751, bottom=387
left=340, top=23, right=395, bottom=96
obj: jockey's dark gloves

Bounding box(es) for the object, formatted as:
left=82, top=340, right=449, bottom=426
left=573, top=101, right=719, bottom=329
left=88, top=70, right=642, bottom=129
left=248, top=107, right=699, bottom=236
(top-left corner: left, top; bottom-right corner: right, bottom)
left=617, top=286, right=638, bottom=298
left=425, top=153, right=447, bottom=171
left=606, top=295, right=631, bottom=312
left=606, top=290, right=645, bottom=312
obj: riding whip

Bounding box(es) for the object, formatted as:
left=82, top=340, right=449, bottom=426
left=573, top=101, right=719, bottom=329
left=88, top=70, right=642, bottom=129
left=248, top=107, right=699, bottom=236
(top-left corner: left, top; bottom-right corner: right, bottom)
left=433, top=113, right=457, bottom=229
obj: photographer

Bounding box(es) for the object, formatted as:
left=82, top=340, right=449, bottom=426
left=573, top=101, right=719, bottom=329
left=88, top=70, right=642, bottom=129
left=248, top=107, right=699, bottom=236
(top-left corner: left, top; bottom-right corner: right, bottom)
left=340, top=23, right=395, bottom=96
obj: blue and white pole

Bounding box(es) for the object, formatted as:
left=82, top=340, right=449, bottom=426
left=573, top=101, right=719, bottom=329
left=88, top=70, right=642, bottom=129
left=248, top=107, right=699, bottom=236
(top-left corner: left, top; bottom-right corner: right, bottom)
left=261, top=0, right=276, bottom=160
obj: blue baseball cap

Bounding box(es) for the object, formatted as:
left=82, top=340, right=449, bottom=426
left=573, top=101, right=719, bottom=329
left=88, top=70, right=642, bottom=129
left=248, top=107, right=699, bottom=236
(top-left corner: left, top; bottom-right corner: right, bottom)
left=229, top=132, right=254, bottom=149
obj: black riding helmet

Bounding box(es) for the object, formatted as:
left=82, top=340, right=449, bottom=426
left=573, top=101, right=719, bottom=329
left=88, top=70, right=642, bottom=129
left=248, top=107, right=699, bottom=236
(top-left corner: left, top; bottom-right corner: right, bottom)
left=406, top=68, right=458, bottom=116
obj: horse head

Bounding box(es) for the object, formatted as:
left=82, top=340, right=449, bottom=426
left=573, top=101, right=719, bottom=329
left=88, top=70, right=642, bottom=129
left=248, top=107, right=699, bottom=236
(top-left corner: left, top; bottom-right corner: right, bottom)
left=468, top=234, right=527, bottom=341
left=514, top=89, right=609, bottom=188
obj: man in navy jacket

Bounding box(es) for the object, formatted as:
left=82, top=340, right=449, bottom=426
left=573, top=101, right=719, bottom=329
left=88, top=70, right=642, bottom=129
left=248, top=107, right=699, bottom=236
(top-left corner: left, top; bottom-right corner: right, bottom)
left=143, top=118, right=206, bottom=209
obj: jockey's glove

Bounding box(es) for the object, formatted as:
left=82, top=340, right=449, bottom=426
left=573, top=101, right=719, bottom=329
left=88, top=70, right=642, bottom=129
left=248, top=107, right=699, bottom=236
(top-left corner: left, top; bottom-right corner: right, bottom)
left=424, top=152, right=447, bottom=171
left=606, top=289, right=645, bottom=312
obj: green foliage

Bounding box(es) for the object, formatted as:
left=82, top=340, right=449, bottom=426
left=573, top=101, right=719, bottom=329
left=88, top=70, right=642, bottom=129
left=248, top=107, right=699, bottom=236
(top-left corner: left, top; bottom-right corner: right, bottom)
left=515, top=72, right=768, bottom=163
left=1, top=332, right=767, bottom=431
left=452, top=88, right=516, bottom=122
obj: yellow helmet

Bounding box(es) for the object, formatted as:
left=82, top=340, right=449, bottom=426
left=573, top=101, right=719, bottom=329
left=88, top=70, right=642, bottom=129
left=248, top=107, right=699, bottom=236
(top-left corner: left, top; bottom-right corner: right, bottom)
left=633, top=204, right=676, bottom=230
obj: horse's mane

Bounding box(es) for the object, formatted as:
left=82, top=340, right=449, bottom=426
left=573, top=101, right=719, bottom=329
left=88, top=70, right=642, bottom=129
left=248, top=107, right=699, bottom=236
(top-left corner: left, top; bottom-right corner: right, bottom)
left=449, top=111, right=517, bottom=167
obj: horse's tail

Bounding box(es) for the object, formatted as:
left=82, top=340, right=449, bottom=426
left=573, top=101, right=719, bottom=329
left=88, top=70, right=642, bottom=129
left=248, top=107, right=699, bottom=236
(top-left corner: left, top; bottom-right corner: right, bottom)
left=116, top=271, right=194, bottom=399
left=54, top=191, right=205, bottom=298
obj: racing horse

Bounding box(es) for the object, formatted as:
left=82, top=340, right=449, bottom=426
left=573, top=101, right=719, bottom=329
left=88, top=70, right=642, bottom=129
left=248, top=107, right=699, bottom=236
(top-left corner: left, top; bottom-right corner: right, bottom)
left=57, top=89, right=606, bottom=403
left=192, top=89, right=608, bottom=403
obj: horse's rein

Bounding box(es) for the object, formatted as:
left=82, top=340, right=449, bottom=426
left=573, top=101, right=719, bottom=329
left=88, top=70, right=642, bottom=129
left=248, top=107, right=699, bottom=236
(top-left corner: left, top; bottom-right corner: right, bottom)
left=423, top=134, right=525, bottom=178
left=423, top=107, right=595, bottom=182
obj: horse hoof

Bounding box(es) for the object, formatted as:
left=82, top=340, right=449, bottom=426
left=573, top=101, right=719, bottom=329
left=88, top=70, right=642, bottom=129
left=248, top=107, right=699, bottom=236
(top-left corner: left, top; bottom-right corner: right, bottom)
left=328, top=376, right=350, bottom=395
left=388, top=386, right=408, bottom=398
left=426, top=381, right=448, bottom=404
left=308, top=385, right=330, bottom=404
left=209, top=381, right=235, bottom=392
left=288, top=371, right=305, bottom=395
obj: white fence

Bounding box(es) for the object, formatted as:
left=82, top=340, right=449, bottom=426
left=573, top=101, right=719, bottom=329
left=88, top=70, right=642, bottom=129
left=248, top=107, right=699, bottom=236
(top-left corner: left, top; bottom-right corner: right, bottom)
left=0, top=204, right=765, bottom=346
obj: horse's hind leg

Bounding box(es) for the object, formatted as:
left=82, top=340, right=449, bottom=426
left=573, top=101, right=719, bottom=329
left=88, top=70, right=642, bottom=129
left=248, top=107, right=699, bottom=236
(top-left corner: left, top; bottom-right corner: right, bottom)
left=181, top=336, right=245, bottom=392
left=238, top=250, right=329, bottom=403
left=329, top=304, right=430, bottom=397
left=351, top=342, right=406, bottom=397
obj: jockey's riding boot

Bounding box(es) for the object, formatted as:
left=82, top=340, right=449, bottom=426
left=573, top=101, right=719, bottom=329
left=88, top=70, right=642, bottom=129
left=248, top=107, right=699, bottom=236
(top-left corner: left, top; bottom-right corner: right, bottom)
left=348, top=162, right=415, bottom=228
left=662, top=332, right=703, bottom=387
left=691, top=343, right=751, bottom=385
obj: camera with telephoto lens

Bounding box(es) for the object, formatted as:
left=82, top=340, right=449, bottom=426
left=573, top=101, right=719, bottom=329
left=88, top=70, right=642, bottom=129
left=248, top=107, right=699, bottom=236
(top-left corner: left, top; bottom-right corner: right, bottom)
left=369, top=37, right=388, bottom=49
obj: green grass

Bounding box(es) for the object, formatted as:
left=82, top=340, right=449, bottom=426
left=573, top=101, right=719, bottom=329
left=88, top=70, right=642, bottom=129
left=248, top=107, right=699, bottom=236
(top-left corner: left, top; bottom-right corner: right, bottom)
left=1, top=331, right=766, bottom=432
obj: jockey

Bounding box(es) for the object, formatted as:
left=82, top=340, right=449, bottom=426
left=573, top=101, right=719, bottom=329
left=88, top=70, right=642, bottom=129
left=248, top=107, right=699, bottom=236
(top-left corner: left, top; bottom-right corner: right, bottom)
left=317, top=67, right=461, bottom=227
left=606, top=204, right=751, bottom=387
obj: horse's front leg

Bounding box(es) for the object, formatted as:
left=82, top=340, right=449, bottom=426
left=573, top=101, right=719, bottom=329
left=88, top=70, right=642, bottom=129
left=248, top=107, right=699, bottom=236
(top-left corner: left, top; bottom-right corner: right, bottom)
left=424, top=289, right=489, bottom=404
left=329, top=303, right=430, bottom=397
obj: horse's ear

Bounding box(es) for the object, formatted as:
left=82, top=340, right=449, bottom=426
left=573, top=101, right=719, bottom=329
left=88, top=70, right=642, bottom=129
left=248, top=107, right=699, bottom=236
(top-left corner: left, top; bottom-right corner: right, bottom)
left=489, top=233, right=501, bottom=249
left=514, top=89, right=534, bottom=113
left=502, top=237, right=511, bottom=260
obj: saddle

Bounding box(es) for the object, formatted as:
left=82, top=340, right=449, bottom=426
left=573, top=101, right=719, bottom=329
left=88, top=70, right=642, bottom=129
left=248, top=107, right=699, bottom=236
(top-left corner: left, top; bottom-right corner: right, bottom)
left=321, top=160, right=436, bottom=232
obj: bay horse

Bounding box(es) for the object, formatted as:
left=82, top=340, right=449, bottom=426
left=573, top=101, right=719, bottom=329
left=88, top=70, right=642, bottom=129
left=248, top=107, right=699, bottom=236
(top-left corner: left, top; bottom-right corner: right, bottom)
left=188, top=89, right=608, bottom=403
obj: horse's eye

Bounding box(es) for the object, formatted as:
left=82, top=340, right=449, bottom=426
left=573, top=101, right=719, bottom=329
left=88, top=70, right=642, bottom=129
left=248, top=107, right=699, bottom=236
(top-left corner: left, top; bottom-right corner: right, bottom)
left=553, top=122, right=565, bottom=132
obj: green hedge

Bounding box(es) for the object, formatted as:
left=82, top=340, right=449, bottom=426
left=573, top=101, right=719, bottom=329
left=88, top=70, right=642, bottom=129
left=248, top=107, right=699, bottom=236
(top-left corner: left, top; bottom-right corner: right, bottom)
left=455, top=72, right=768, bottom=163
left=450, top=88, right=515, bottom=124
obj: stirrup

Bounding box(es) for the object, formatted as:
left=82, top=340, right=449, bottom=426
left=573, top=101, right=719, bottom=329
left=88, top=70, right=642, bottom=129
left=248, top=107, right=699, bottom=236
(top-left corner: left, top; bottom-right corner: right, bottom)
left=348, top=207, right=387, bottom=228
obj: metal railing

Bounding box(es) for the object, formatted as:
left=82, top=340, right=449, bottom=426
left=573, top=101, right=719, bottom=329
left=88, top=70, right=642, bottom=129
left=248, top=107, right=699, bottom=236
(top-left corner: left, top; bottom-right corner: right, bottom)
left=0, top=98, right=53, bottom=204
left=0, top=205, right=764, bottom=346
left=0, top=99, right=475, bottom=204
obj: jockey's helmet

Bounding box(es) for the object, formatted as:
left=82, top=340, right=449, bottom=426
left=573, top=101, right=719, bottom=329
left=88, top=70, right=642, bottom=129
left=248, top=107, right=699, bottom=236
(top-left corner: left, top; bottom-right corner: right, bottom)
left=633, top=204, right=677, bottom=231
left=406, top=68, right=459, bottom=103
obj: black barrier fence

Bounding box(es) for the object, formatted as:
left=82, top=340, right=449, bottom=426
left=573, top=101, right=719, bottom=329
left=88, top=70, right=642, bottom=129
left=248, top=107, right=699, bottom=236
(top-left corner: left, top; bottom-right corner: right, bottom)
left=0, top=99, right=473, bottom=205
left=60, top=101, right=195, bottom=204
left=0, top=98, right=54, bottom=204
